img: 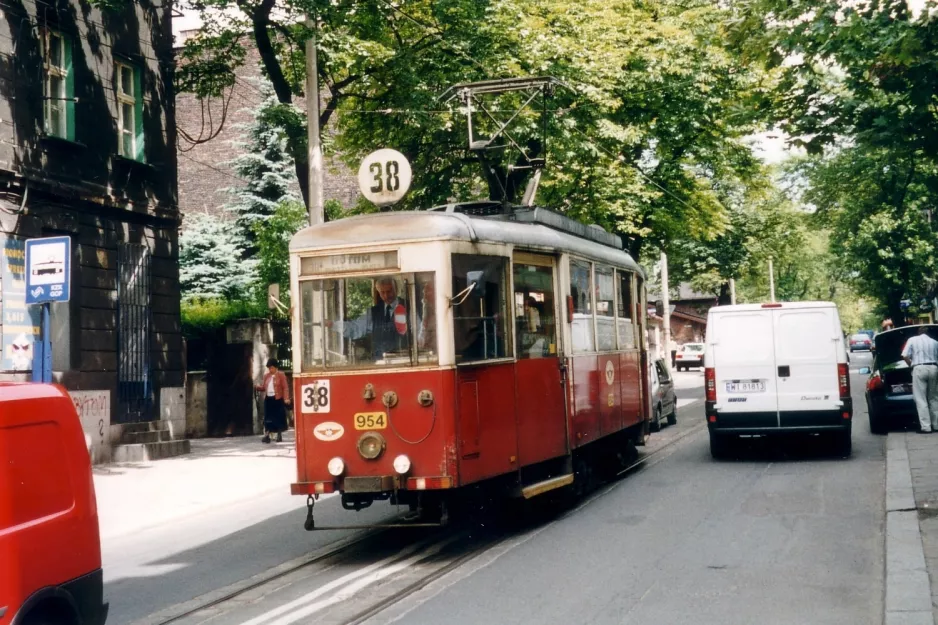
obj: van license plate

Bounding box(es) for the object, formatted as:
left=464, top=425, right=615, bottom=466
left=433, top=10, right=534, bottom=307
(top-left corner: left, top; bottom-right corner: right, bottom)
left=891, top=384, right=912, bottom=394
left=726, top=381, right=765, bottom=393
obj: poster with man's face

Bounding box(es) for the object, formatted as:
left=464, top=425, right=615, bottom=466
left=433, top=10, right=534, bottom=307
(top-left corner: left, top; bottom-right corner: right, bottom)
left=1, top=238, right=40, bottom=371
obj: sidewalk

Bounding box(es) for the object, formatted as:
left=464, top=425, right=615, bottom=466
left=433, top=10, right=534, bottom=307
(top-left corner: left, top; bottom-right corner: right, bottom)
left=94, top=431, right=297, bottom=542
left=897, top=432, right=938, bottom=624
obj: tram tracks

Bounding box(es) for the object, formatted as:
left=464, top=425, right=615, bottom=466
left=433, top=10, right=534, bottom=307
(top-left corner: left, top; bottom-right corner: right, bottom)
left=150, top=409, right=707, bottom=625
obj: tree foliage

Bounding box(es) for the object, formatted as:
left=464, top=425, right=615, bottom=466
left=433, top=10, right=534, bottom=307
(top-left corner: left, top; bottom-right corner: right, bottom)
left=179, top=213, right=257, bottom=300
left=225, top=87, right=302, bottom=251
left=729, top=0, right=938, bottom=320
left=253, top=200, right=308, bottom=312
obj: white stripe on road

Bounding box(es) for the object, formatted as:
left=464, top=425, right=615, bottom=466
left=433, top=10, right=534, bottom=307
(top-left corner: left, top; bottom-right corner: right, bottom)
left=238, top=534, right=461, bottom=625
left=677, top=398, right=703, bottom=409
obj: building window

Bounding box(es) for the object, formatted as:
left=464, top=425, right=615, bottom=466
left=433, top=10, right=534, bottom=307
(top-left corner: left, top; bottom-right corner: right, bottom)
left=116, top=62, right=144, bottom=161
left=43, top=30, right=74, bottom=140
left=118, top=243, right=152, bottom=421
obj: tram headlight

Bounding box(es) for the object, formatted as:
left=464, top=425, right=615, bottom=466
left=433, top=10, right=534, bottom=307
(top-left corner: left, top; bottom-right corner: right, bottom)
left=357, top=432, right=386, bottom=460
left=393, top=454, right=411, bottom=475
left=327, top=457, right=345, bottom=477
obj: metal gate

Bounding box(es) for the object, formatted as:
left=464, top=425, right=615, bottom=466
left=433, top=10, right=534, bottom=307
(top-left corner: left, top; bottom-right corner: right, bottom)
left=117, top=243, right=153, bottom=423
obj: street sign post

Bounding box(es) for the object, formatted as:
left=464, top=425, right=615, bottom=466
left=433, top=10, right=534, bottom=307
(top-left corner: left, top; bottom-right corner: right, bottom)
left=25, top=236, right=71, bottom=383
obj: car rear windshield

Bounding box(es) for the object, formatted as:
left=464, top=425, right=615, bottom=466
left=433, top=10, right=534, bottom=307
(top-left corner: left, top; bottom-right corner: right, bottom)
left=683, top=344, right=704, bottom=352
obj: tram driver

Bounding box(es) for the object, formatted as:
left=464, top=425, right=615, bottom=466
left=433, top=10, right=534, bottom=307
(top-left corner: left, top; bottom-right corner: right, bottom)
left=326, top=277, right=424, bottom=359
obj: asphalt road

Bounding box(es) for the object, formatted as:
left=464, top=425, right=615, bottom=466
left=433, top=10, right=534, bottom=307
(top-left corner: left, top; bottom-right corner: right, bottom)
left=367, top=357, right=884, bottom=625
left=118, top=357, right=888, bottom=625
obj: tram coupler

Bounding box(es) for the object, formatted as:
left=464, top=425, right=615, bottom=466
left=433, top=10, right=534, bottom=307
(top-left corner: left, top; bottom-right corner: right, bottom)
left=304, top=495, right=315, bottom=531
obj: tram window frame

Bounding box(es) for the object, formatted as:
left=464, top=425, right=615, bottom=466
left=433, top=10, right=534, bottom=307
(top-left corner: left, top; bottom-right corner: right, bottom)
left=594, top=264, right=616, bottom=352
left=452, top=254, right=511, bottom=365
left=298, top=272, right=437, bottom=372
left=512, top=257, right=557, bottom=360
left=616, top=269, right=637, bottom=350
left=569, top=258, right=595, bottom=354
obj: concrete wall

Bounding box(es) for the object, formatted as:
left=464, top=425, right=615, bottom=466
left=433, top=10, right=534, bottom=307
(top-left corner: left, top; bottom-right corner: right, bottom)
left=186, top=371, right=208, bottom=437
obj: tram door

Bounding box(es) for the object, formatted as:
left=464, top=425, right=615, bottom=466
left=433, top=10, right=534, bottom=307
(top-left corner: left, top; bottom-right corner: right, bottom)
left=512, top=253, right=569, bottom=467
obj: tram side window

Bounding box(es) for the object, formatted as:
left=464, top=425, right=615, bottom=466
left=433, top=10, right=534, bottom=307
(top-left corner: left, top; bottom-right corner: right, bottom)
left=617, top=270, right=636, bottom=349
left=452, top=255, right=509, bottom=363
left=300, top=280, right=322, bottom=371
left=595, top=264, right=616, bottom=351
left=513, top=262, right=556, bottom=359
left=569, top=259, right=594, bottom=353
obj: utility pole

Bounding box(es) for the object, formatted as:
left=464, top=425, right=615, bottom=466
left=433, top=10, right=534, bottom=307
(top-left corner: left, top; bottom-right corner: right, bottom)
left=306, top=15, right=324, bottom=226
left=768, top=257, right=776, bottom=303
left=729, top=278, right=737, bottom=306
left=661, top=251, right=671, bottom=365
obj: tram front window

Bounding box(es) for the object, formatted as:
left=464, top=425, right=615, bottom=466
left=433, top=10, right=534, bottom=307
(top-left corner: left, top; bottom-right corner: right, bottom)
left=299, top=272, right=436, bottom=371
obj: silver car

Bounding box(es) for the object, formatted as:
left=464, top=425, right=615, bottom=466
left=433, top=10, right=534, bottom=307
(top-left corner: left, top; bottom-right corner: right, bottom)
left=650, top=358, right=678, bottom=432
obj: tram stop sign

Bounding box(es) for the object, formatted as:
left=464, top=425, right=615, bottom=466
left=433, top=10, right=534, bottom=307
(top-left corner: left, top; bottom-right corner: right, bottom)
left=358, top=149, right=412, bottom=207
left=25, top=236, right=71, bottom=304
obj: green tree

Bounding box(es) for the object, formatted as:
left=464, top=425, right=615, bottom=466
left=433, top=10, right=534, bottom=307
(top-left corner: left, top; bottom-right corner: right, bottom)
left=729, top=0, right=938, bottom=320
left=253, top=200, right=309, bottom=312
left=226, top=88, right=302, bottom=251
left=179, top=213, right=257, bottom=299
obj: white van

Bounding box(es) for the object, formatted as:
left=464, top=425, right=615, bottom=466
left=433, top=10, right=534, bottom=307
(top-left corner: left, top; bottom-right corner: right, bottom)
left=704, top=302, right=852, bottom=458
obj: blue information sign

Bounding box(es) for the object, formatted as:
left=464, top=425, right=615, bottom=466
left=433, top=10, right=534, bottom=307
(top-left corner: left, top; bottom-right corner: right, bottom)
left=25, top=236, right=71, bottom=304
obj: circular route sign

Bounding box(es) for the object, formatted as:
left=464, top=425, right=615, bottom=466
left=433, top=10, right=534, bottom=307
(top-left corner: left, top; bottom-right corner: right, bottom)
left=394, top=304, right=408, bottom=335
left=358, top=149, right=412, bottom=207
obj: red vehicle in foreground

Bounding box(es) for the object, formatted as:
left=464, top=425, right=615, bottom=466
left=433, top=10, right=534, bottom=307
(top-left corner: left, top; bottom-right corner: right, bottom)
left=0, top=384, right=107, bottom=625
left=289, top=203, right=651, bottom=528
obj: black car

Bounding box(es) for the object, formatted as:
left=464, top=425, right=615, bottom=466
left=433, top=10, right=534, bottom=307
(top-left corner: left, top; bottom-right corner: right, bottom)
left=865, top=325, right=938, bottom=433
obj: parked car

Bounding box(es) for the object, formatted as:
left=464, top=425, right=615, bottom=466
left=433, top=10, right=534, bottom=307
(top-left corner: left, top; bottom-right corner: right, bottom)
left=849, top=333, right=873, bottom=352
left=858, top=329, right=875, bottom=340
left=649, top=358, right=677, bottom=432
left=0, top=384, right=108, bottom=625
left=675, top=342, right=705, bottom=371
left=865, top=325, right=938, bottom=434
left=704, top=301, right=852, bottom=458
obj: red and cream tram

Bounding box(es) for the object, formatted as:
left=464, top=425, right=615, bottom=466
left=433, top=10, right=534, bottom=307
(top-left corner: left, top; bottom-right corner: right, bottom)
left=288, top=202, right=650, bottom=528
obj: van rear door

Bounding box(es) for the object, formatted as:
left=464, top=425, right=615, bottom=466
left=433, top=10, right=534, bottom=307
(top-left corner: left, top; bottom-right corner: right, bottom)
left=710, top=309, right=778, bottom=425
left=773, top=307, right=842, bottom=425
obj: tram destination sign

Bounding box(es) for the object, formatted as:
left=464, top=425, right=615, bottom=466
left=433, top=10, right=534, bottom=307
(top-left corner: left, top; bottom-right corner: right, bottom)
left=301, top=250, right=399, bottom=276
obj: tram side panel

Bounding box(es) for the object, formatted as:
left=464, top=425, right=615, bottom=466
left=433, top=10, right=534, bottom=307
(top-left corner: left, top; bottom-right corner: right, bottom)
left=598, top=354, right=622, bottom=437
left=454, top=362, right=519, bottom=486
left=619, top=351, right=644, bottom=428
left=569, top=355, right=600, bottom=448
left=292, top=369, right=457, bottom=490
left=513, top=356, right=568, bottom=467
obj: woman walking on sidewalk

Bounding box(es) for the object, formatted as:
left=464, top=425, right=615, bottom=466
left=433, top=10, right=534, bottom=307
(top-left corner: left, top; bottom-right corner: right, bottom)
left=256, top=358, right=291, bottom=443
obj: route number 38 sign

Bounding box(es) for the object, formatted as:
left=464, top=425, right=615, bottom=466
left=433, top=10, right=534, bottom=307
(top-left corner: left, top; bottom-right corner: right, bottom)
left=301, top=380, right=331, bottom=414
left=357, top=148, right=412, bottom=207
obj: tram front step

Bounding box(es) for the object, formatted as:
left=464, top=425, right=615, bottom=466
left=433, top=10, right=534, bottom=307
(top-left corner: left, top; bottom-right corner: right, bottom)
left=112, top=440, right=191, bottom=463
left=520, top=474, right=575, bottom=500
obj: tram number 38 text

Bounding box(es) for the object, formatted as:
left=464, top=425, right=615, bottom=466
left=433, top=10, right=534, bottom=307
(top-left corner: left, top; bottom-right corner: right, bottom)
left=368, top=161, right=401, bottom=194
left=301, top=380, right=331, bottom=414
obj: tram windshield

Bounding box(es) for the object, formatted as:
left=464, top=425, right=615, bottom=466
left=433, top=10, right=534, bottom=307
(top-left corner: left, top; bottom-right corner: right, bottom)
left=299, top=272, right=436, bottom=371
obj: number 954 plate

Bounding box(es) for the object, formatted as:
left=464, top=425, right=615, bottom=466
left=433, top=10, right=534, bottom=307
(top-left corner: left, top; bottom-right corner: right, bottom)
left=354, top=412, right=387, bottom=430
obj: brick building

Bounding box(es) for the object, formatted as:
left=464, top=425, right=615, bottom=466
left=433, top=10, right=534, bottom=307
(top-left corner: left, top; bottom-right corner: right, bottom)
left=0, top=0, right=185, bottom=461
left=173, top=25, right=360, bottom=222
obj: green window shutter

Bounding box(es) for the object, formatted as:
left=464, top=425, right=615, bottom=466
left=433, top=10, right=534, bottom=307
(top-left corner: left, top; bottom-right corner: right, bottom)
left=133, top=66, right=144, bottom=162
left=64, top=37, right=75, bottom=141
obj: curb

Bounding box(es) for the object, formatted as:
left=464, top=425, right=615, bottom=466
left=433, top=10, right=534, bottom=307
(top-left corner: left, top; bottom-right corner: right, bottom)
left=886, top=433, right=935, bottom=625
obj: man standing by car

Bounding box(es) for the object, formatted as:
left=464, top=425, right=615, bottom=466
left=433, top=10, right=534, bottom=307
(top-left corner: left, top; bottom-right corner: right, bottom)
left=902, top=326, right=938, bottom=433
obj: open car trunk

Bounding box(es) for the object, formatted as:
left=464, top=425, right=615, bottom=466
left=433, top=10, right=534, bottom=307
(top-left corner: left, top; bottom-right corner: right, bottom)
left=874, top=325, right=938, bottom=396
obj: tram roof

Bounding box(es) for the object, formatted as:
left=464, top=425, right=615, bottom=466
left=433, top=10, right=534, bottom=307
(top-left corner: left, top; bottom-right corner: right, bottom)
left=289, top=209, right=644, bottom=276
